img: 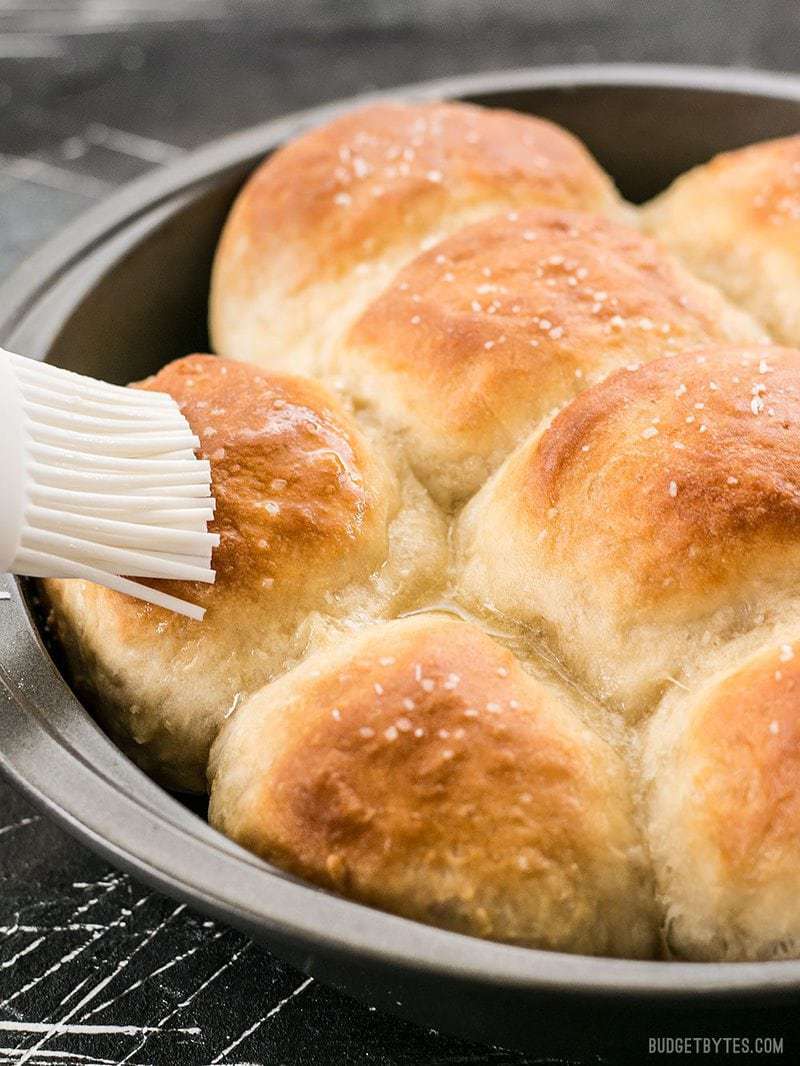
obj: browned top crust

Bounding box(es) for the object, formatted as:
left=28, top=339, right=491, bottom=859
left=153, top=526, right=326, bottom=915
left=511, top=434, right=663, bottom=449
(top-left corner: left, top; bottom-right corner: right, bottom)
left=644, top=634, right=800, bottom=959
left=132, top=354, right=391, bottom=616
left=337, top=207, right=764, bottom=504
left=209, top=614, right=656, bottom=956
left=220, top=99, right=622, bottom=290
left=530, top=344, right=800, bottom=599
left=210, top=100, right=627, bottom=375
left=644, top=135, right=800, bottom=345
left=41, top=354, right=426, bottom=791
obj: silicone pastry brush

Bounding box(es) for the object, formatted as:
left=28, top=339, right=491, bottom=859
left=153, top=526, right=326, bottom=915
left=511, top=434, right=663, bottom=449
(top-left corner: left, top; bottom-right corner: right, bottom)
left=0, top=348, right=218, bottom=620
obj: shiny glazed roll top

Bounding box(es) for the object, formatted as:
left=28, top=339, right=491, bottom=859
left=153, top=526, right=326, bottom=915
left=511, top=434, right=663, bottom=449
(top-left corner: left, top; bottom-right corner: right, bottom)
left=644, top=632, right=800, bottom=960
left=209, top=614, right=656, bottom=957
left=210, top=100, right=630, bottom=378
left=331, top=207, right=764, bottom=506
left=644, top=135, right=800, bottom=345
left=44, top=355, right=446, bottom=790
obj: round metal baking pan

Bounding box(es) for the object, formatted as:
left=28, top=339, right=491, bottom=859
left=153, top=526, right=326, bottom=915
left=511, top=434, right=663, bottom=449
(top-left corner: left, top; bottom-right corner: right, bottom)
left=2, top=65, right=800, bottom=1055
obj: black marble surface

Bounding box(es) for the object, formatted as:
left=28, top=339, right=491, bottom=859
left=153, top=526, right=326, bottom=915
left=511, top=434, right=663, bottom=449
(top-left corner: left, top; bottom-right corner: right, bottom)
left=1, top=3, right=800, bottom=1064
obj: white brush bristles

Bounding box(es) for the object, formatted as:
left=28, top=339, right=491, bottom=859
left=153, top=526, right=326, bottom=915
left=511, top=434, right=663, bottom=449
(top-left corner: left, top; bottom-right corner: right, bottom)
left=0, top=349, right=219, bottom=620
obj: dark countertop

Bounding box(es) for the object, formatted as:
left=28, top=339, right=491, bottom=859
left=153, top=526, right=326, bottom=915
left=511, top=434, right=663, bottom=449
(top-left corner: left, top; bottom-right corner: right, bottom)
left=1, top=3, right=799, bottom=1064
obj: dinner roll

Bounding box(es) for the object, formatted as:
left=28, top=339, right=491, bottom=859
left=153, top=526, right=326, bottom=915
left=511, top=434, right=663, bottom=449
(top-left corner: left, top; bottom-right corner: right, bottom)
left=210, top=100, right=629, bottom=378
left=644, top=135, right=800, bottom=344
left=332, top=207, right=765, bottom=506
left=44, top=356, right=445, bottom=791
left=455, top=345, right=800, bottom=718
left=644, top=632, right=800, bottom=960
left=209, top=614, right=656, bottom=957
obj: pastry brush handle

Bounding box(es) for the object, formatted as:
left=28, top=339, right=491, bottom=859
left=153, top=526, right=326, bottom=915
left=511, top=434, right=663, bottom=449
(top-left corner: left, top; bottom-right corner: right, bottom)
left=0, top=352, right=25, bottom=573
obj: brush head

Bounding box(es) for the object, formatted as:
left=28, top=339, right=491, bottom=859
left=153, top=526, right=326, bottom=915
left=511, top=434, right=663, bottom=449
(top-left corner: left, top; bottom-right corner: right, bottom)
left=0, top=349, right=219, bottom=620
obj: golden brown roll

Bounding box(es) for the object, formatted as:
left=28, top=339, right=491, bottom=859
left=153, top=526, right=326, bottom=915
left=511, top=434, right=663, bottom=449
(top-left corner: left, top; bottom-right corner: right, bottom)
left=331, top=207, right=765, bottom=506
left=644, top=631, right=800, bottom=960
left=643, top=135, right=800, bottom=345
left=454, top=344, right=800, bottom=718
left=210, top=100, right=629, bottom=379
left=209, top=614, right=656, bottom=957
left=44, top=356, right=446, bottom=791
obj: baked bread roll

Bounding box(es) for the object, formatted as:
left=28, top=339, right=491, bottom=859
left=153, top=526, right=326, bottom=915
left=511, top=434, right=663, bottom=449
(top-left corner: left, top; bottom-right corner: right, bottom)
left=209, top=614, right=656, bottom=957
left=644, top=631, right=800, bottom=960
left=44, top=355, right=445, bottom=791
left=643, top=135, right=800, bottom=345
left=455, top=345, right=800, bottom=717
left=210, top=100, right=629, bottom=379
left=331, top=207, right=765, bottom=506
